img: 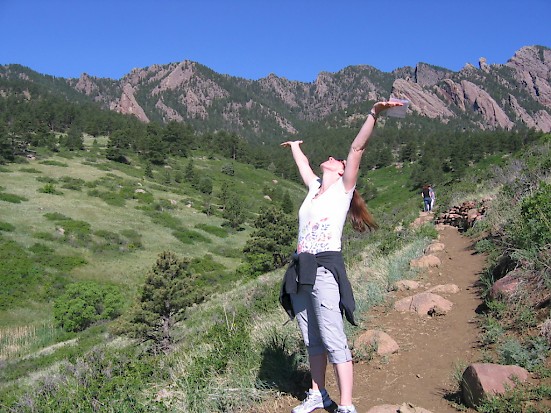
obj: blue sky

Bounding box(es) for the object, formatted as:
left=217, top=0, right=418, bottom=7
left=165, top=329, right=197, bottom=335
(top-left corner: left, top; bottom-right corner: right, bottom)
left=1, top=0, right=550, bottom=82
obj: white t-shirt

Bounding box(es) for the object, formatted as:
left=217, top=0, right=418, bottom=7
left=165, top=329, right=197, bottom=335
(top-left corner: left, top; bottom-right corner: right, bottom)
left=297, top=177, right=354, bottom=254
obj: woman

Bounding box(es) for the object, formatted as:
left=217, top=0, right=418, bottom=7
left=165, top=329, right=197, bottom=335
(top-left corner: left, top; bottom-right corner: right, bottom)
left=429, top=186, right=436, bottom=211
left=280, top=100, right=402, bottom=413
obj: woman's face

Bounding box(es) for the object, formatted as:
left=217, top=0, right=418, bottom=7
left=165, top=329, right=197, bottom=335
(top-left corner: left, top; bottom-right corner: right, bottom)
left=321, top=156, right=346, bottom=174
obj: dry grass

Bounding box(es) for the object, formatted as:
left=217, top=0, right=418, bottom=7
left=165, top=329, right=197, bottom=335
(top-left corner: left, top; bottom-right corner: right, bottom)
left=0, top=322, right=56, bottom=361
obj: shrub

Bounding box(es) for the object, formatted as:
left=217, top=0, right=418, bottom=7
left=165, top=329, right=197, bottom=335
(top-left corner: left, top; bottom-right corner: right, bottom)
left=87, top=189, right=126, bottom=206
left=172, top=229, right=211, bottom=244
left=0, top=192, right=28, bottom=203
left=38, top=183, right=63, bottom=195
left=39, top=160, right=69, bottom=167
left=19, top=167, right=42, bottom=173
left=120, top=229, right=144, bottom=250
left=36, top=176, right=58, bottom=183
left=189, top=254, right=225, bottom=274
left=3, top=347, right=163, bottom=412
left=498, top=337, right=550, bottom=371
left=221, top=163, right=235, bottom=176
left=0, top=239, right=42, bottom=310
left=509, top=182, right=551, bottom=250
left=481, top=315, right=505, bottom=345
left=29, top=243, right=87, bottom=271
left=195, top=223, right=229, bottom=238
left=0, top=221, right=15, bottom=232
left=59, top=176, right=85, bottom=191
left=53, top=281, right=124, bottom=332
left=44, top=212, right=71, bottom=221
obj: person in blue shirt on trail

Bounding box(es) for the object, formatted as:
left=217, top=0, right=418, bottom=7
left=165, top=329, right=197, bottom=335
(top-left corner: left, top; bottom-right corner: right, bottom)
left=280, top=100, right=402, bottom=413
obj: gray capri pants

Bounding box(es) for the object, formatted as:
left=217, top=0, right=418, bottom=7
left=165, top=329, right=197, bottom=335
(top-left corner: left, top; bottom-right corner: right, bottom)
left=290, top=266, right=352, bottom=364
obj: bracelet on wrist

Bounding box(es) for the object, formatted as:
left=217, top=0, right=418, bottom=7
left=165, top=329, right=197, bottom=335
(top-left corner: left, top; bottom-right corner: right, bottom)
left=370, top=110, right=378, bottom=120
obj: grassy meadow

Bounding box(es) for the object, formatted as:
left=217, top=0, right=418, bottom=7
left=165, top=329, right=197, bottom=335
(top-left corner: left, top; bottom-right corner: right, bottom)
left=0, top=141, right=305, bottom=328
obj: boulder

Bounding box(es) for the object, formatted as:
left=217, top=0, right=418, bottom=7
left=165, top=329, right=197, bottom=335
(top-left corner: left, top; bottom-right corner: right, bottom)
left=467, top=208, right=480, bottom=224
left=354, top=330, right=399, bottom=356
left=410, top=255, right=441, bottom=268
left=489, top=271, right=522, bottom=300
left=394, top=292, right=453, bottom=316
left=393, top=280, right=420, bottom=291
left=424, top=242, right=445, bottom=254
left=462, top=363, right=529, bottom=408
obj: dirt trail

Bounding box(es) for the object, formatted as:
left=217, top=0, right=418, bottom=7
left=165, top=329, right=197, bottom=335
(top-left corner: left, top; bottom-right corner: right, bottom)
left=270, top=224, right=486, bottom=413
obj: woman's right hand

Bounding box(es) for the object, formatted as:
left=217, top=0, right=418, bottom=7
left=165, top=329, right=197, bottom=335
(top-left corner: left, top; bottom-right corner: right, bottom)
left=280, top=140, right=303, bottom=148
left=372, top=100, right=403, bottom=117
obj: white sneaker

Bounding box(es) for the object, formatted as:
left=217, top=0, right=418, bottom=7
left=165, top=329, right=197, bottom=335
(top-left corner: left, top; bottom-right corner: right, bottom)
left=291, top=389, right=333, bottom=413
left=336, top=406, right=357, bottom=413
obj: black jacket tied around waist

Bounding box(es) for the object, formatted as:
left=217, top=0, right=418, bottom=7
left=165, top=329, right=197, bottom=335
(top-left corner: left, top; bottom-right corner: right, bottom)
left=279, top=251, right=357, bottom=326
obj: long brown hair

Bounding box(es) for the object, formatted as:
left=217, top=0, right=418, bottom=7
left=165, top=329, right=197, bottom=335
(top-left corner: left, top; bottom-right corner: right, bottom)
left=349, top=189, right=378, bottom=232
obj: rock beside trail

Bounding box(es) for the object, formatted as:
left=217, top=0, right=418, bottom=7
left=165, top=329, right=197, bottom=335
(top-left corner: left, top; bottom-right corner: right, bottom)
left=354, top=330, right=399, bottom=356
left=394, top=292, right=453, bottom=316
left=367, top=402, right=434, bottom=413
left=410, top=255, right=441, bottom=268
left=462, top=363, right=529, bottom=408
left=427, top=284, right=460, bottom=294
left=393, top=280, right=421, bottom=291
left=424, top=242, right=445, bottom=254
left=434, top=200, right=489, bottom=230
left=489, top=270, right=522, bottom=300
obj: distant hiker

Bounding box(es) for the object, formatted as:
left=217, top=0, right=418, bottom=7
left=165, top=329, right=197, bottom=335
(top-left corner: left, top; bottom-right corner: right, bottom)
left=280, top=100, right=402, bottom=413
left=429, top=185, right=436, bottom=210
left=422, top=184, right=432, bottom=212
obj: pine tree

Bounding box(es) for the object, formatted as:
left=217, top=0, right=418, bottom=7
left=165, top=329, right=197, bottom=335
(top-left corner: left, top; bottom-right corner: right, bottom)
left=223, top=193, right=246, bottom=229
left=62, top=124, right=84, bottom=151
left=128, top=251, right=201, bottom=352
left=241, top=206, right=297, bottom=276
left=281, top=191, right=293, bottom=214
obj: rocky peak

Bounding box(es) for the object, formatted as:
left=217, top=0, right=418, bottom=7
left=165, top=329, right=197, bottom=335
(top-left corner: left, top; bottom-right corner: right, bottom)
left=392, top=78, right=454, bottom=119
left=414, top=63, right=451, bottom=87
left=461, top=80, right=514, bottom=129
left=258, top=74, right=302, bottom=108
left=74, top=73, right=99, bottom=95
left=506, top=46, right=551, bottom=109
left=111, top=83, right=149, bottom=123
left=507, top=46, right=551, bottom=79
left=479, top=57, right=490, bottom=72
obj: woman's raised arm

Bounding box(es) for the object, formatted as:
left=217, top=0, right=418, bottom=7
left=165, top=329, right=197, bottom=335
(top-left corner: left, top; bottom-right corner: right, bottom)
left=281, top=140, right=317, bottom=186
left=342, top=101, right=403, bottom=192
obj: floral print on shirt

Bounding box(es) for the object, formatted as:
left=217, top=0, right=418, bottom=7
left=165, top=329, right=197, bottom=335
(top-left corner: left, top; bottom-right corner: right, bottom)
left=297, top=217, right=332, bottom=254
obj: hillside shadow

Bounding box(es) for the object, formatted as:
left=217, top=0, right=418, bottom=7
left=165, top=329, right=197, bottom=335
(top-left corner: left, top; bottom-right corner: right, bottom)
left=256, top=335, right=310, bottom=398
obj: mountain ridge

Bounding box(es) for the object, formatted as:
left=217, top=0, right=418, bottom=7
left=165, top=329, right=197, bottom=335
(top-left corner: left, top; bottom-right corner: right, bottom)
left=1, top=45, right=550, bottom=141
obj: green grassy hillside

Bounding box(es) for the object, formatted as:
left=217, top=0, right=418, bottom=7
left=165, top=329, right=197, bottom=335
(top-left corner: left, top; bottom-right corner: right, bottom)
left=1, top=134, right=549, bottom=413
left=0, top=139, right=305, bottom=327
